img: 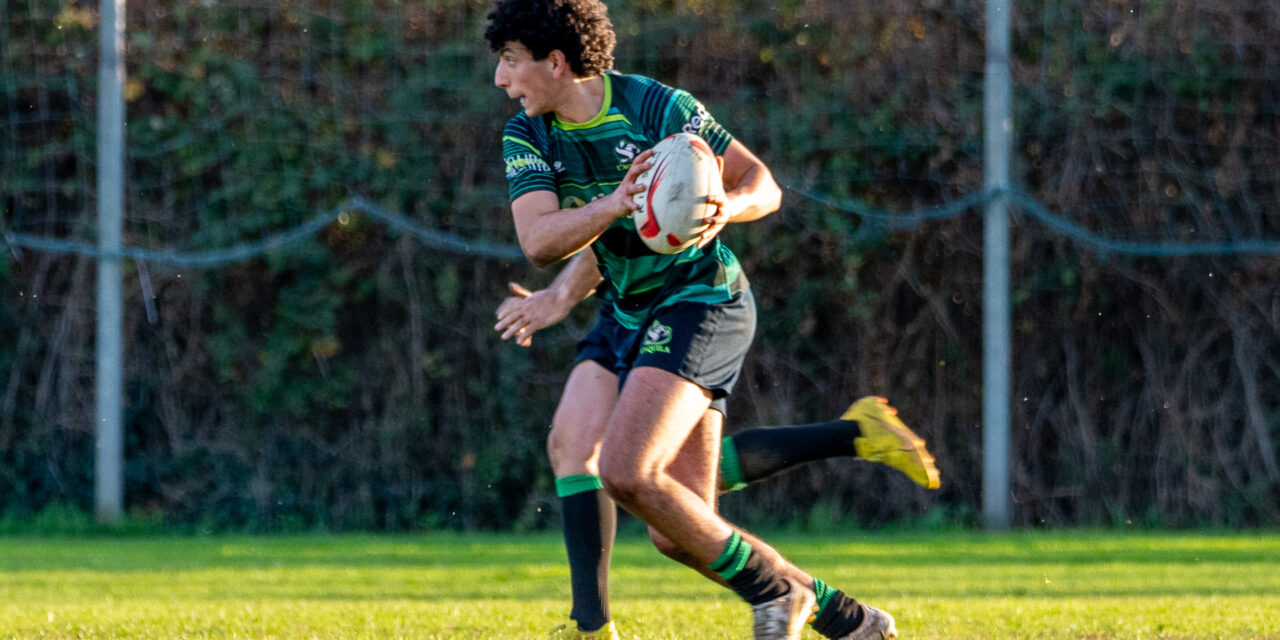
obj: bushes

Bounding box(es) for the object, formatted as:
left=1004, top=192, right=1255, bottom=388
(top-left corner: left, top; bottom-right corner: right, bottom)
left=2, top=0, right=1277, bottom=530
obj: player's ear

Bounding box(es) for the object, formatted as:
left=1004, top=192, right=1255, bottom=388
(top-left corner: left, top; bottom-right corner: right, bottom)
left=547, top=50, right=569, bottom=78
left=716, top=155, right=725, bottom=176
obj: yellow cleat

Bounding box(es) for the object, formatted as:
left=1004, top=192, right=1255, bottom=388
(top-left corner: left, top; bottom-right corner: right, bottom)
left=843, top=396, right=941, bottom=490
left=549, top=619, right=619, bottom=640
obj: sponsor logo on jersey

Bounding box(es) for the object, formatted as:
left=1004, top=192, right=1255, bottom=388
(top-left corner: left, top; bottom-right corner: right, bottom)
left=681, top=104, right=710, bottom=135
left=505, top=153, right=552, bottom=179
left=640, top=321, right=673, bottom=355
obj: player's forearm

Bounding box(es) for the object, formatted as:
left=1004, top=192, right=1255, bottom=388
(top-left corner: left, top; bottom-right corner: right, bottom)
left=519, top=209, right=609, bottom=267
left=725, top=162, right=782, bottom=223
left=550, top=250, right=603, bottom=306
left=718, top=140, right=782, bottom=223
left=516, top=194, right=628, bottom=268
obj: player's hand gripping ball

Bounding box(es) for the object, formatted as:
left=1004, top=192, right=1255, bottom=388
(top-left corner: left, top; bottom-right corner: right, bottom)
left=632, top=132, right=724, bottom=254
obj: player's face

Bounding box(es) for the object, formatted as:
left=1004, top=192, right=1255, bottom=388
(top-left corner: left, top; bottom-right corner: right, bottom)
left=494, top=42, right=556, bottom=117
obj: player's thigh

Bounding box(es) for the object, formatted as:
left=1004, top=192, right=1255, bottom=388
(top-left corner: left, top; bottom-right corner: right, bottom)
left=601, top=365, right=713, bottom=482
left=547, top=359, right=618, bottom=476
left=666, top=408, right=723, bottom=506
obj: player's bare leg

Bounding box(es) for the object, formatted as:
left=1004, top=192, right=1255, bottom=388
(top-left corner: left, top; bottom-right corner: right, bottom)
left=599, top=366, right=817, bottom=638
left=599, top=366, right=732, bottom=560
left=647, top=411, right=820, bottom=592
left=548, top=360, right=616, bottom=478
left=644, top=408, right=727, bottom=585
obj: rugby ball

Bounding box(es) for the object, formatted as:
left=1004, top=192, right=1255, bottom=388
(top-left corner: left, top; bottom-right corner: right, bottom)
left=632, top=132, right=723, bottom=254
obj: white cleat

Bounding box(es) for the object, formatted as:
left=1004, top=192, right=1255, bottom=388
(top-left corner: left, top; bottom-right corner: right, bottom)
left=750, top=579, right=817, bottom=640
left=838, top=604, right=899, bottom=639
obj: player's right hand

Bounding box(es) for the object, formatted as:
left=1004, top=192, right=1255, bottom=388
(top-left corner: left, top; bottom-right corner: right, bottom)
left=494, top=281, right=571, bottom=347
left=609, top=149, right=654, bottom=217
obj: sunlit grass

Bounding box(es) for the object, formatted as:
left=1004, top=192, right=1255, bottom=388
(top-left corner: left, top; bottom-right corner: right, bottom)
left=1, top=531, right=1277, bottom=638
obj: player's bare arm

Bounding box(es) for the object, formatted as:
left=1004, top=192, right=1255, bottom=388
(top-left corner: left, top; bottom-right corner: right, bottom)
left=511, top=151, right=654, bottom=267
left=495, top=250, right=603, bottom=347
left=698, top=140, right=781, bottom=248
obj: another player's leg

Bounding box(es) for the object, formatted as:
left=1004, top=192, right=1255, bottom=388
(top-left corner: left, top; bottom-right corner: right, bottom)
left=719, top=396, right=941, bottom=492
left=547, top=359, right=620, bottom=639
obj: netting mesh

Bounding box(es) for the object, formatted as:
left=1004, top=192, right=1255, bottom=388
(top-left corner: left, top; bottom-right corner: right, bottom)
left=1018, top=0, right=1280, bottom=247
left=4, top=0, right=513, bottom=256
left=8, top=1, right=1277, bottom=252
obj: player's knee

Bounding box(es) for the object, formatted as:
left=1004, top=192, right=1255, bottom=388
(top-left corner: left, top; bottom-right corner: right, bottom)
left=545, top=425, right=569, bottom=464
left=597, top=465, right=637, bottom=505
left=546, top=421, right=594, bottom=473
left=598, top=452, right=648, bottom=506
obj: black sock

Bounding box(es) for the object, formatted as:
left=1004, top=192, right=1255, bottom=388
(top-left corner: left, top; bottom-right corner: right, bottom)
left=708, top=531, right=791, bottom=605
left=810, top=589, right=865, bottom=639
left=727, top=420, right=858, bottom=486
left=557, top=476, right=615, bottom=631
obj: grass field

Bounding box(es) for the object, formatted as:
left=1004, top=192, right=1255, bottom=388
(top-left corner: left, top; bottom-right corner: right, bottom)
left=1, top=530, right=1278, bottom=639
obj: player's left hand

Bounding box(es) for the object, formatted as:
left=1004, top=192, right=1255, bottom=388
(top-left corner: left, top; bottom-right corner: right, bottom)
left=697, top=193, right=733, bottom=249
left=697, top=155, right=732, bottom=249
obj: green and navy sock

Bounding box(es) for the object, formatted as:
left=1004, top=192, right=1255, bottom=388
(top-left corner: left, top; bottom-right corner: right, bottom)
left=809, top=577, right=865, bottom=638
left=556, top=475, right=615, bottom=632
left=721, top=421, right=859, bottom=491
left=718, top=437, right=748, bottom=492
left=708, top=531, right=790, bottom=605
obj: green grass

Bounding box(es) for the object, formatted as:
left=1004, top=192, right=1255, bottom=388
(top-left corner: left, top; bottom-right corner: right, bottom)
left=1, top=530, right=1278, bottom=639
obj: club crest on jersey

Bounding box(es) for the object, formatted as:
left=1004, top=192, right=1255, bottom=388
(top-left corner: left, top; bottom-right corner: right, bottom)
left=615, top=141, right=640, bottom=163
left=640, top=321, right=673, bottom=355
left=614, top=140, right=641, bottom=171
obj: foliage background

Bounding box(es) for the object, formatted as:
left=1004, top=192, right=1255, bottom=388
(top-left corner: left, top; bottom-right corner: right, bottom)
left=2, top=0, right=1278, bottom=531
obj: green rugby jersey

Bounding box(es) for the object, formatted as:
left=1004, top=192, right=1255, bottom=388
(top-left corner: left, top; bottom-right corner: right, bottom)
left=501, top=72, right=748, bottom=329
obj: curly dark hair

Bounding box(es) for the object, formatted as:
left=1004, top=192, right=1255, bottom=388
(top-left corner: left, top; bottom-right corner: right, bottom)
left=485, top=0, right=616, bottom=77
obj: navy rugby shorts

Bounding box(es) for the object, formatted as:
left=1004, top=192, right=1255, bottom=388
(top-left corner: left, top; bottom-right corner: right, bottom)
left=574, top=289, right=757, bottom=416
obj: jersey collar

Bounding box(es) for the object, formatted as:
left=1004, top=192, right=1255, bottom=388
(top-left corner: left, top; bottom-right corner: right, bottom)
left=553, top=73, right=613, bottom=131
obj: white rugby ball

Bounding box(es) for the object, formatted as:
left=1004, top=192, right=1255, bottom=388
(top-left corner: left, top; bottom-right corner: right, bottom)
left=632, top=132, right=723, bottom=254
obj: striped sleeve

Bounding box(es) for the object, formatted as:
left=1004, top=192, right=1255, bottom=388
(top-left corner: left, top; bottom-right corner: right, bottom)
left=501, top=116, right=556, bottom=202
left=660, top=88, right=733, bottom=156
left=619, top=73, right=734, bottom=156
